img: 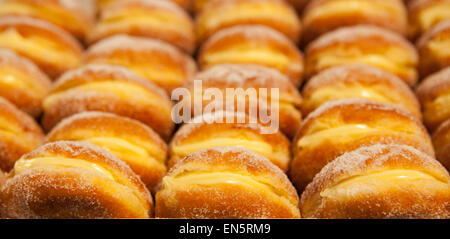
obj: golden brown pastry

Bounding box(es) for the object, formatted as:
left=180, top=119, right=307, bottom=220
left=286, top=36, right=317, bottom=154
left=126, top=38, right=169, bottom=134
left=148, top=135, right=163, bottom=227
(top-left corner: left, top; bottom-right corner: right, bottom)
left=0, top=16, right=83, bottom=78
left=0, top=96, right=44, bottom=172
left=408, top=0, right=450, bottom=39
left=290, top=99, right=435, bottom=191
left=305, top=25, right=419, bottom=86
left=90, top=0, right=195, bottom=54
left=301, top=64, right=421, bottom=118
left=168, top=111, right=291, bottom=171
left=302, top=0, right=408, bottom=44
left=98, top=0, right=193, bottom=11
left=195, top=0, right=302, bottom=44
left=1, top=141, right=153, bottom=218
left=41, top=64, right=174, bottom=141
left=416, top=67, right=450, bottom=132
left=0, top=0, right=96, bottom=40
left=198, top=25, right=304, bottom=87
left=85, top=35, right=197, bottom=94
left=417, top=20, right=450, bottom=77
left=46, top=112, right=168, bottom=192
left=155, top=147, right=301, bottom=218
left=433, top=119, right=450, bottom=171
left=180, top=64, right=302, bottom=139
left=300, top=144, right=450, bottom=219
left=0, top=48, right=51, bottom=117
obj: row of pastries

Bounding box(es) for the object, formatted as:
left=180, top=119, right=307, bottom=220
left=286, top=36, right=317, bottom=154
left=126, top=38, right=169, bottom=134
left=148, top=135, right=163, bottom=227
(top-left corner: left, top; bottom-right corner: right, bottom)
left=0, top=0, right=447, bottom=219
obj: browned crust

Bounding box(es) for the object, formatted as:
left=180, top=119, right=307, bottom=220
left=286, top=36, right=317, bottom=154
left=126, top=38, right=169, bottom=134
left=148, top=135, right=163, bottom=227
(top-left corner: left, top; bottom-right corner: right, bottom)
left=0, top=97, right=44, bottom=172
left=168, top=111, right=291, bottom=171
left=197, top=25, right=304, bottom=86
left=196, top=0, right=302, bottom=44
left=0, top=49, right=51, bottom=117
left=416, top=20, right=450, bottom=77
left=89, top=0, right=195, bottom=54
left=0, top=0, right=96, bottom=40
left=46, top=111, right=168, bottom=191
left=0, top=16, right=83, bottom=78
left=155, top=147, right=300, bottom=219
left=301, top=64, right=421, bottom=118
left=433, top=119, right=450, bottom=171
left=305, top=25, right=418, bottom=84
left=302, top=0, right=408, bottom=44
left=1, top=141, right=153, bottom=218
left=41, top=64, right=174, bottom=141
left=290, top=99, right=434, bottom=192
left=300, top=144, right=450, bottom=219
left=85, top=35, right=197, bottom=94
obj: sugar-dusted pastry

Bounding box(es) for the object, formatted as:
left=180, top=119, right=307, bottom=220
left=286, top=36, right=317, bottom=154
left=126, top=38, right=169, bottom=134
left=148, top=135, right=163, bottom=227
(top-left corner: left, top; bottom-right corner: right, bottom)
left=195, top=0, right=302, bottom=44
left=416, top=67, right=450, bottom=132
left=0, top=16, right=83, bottom=78
left=46, top=112, right=168, bottom=191
left=85, top=35, right=197, bottom=94
left=98, top=0, right=193, bottom=11
left=305, top=25, right=418, bottom=86
left=156, top=147, right=301, bottom=218
left=168, top=111, right=291, bottom=171
left=41, top=64, right=174, bottom=141
left=301, top=64, right=421, bottom=118
left=300, top=144, right=450, bottom=219
left=0, top=0, right=96, bottom=40
left=0, top=49, right=51, bottom=117
left=290, top=99, right=435, bottom=191
left=417, top=20, right=450, bottom=77
left=198, top=25, right=304, bottom=86
left=90, top=0, right=195, bottom=53
left=408, top=0, right=450, bottom=39
left=181, top=64, right=302, bottom=139
left=0, top=97, right=44, bottom=172
left=433, top=119, right=450, bottom=171
left=1, top=141, right=153, bottom=218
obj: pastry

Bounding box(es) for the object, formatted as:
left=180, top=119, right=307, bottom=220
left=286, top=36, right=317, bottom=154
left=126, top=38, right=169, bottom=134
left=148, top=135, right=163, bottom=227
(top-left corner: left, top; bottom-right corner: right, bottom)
left=433, top=119, right=450, bottom=171
left=408, top=0, right=450, bottom=39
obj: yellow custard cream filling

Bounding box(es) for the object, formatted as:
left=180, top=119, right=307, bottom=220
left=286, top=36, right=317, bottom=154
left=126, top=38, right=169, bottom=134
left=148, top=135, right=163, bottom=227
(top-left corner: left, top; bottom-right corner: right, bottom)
left=419, top=3, right=450, bottom=30
left=427, top=38, right=450, bottom=57
left=0, top=67, right=46, bottom=96
left=306, top=0, right=398, bottom=21
left=172, top=137, right=273, bottom=157
left=321, top=170, right=447, bottom=198
left=14, top=157, right=115, bottom=180
left=0, top=28, right=79, bottom=67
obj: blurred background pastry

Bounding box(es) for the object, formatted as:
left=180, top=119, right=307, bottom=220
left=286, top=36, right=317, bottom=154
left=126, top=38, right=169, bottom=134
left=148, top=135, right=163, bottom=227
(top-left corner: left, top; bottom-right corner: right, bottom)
left=408, top=0, right=450, bottom=40
left=1, top=141, right=153, bottom=218
left=290, top=99, right=434, bottom=191
left=198, top=25, right=304, bottom=87
left=156, top=147, right=300, bottom=219
left=46, top=112, right=168, bottom=192
left=41, top=64, right=174, bottom=141
left=300, top=144, right=450, bottom=219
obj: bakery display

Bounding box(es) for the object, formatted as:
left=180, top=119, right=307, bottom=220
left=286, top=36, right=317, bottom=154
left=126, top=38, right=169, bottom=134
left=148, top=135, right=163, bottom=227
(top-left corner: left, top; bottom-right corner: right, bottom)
left=408, top=0, right=450, bottom=39
left=0, top=0, right=96, bottom=40
left=300, top=144, right=450, bottom=219
left=181, top=64, right=302, bottom=139
left=301, top=64, right=421, bottom=118
left=46, top=112, right=168, bottom=192
left=90, top=0, right=195, bottom=53
left=290, top=99, right=434, bottom=191
left=433, top=119, right=450, bottom=171
left=1, top=141, right=153, bottom=218
left=0, top=49, right=51, bottom=117
left=195, top=0, right=302, bottom=44
left=0, top=16, right=83, bottom=78
left=41, top=64, right=174, bottom=141
left=0, top=97, right=44, bottom=172
left=302, top=0, right=408, bottom=44
left=416, top=67, right=450, bottom=132
left=305, top=25, right=419, bottom=86
left=197, top=25, right=304, bottom=87
left=417, top=20, right=450, bottom=77
left=168, top=111, right=291, bottom=171
left=155, top=147, right=301, bottom=219
left=85, top=35, right=197, bottom=94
